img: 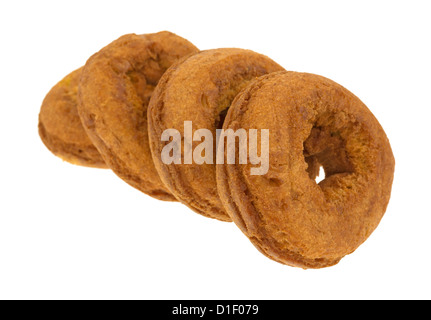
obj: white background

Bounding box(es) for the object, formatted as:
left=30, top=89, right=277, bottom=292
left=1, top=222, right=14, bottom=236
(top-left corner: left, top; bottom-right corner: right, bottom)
left=0, top=0, right=430, bottom=300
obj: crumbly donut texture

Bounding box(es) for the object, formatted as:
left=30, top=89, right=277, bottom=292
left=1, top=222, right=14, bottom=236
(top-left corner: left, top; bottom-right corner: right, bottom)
left=38, top=68, right=107, bottom=168
left=217, top=71, right=395, bottom=268
left=148, top=48, right=285, bottom=221
left=78, top=31, right=199, bottom=201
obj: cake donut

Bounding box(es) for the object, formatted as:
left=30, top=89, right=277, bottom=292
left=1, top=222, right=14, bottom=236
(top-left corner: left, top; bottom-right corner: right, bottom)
left=38, top=67, right=107, bottom=168
left=78, top=31, right=199, bottom=201
left=147, top=48, right=285, bottom=221
left=216, top=71, right=395, bottom=268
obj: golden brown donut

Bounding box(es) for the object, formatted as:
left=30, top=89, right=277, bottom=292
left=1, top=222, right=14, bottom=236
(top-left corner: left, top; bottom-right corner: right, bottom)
left=216, top=71, right=395, bottom=268
left=38, top=67, right=107, bottom=168
left=78, top=31, right=199, bottom=201
left=147, top=48, right=285, bottom=221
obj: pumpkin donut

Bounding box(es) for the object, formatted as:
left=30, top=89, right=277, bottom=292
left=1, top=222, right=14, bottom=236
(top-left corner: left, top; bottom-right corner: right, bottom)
left=216, top=71, right=395, bottom=268
left=38, top=67, right=107, bottom=168
left=78, top=31, right=199, bottom=201
left=147, top=48, right=285, bottom=221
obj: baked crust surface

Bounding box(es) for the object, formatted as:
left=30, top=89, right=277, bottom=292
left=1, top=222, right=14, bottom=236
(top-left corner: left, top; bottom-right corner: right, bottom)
left=148, top=48, right=285, bottom=220
left=217, top=71, right=395, bottom=268
left=38, top=68, right=107, bottom=168
left=78, top=32, right=198, bottom=201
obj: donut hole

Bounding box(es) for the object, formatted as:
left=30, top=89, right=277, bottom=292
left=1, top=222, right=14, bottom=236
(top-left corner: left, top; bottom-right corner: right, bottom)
left=216, top=107, right=229, bottom=130
left=315, top=166, right=325, bottom=183
left=303, top=126, right=354, bottom=185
